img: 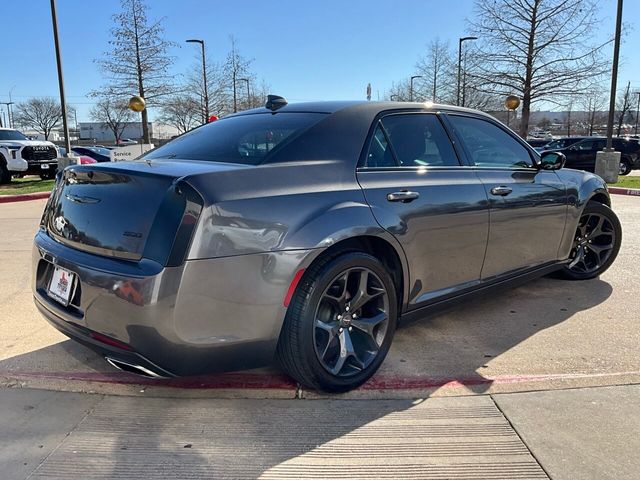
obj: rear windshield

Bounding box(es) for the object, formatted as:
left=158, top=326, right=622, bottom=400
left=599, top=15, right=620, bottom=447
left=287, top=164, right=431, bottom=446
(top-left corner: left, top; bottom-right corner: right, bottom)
left=0, top=130, right=28, bottom=141
left=144, top=112, right=328, bottom=165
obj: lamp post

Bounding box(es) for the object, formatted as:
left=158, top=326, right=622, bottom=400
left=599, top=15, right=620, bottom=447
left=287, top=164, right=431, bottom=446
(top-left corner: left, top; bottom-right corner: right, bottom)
left=410, top=75, right=423, bottom=102
left=505, top=95, right=520, bottom=129
left=238, top=78, right=250, bottom=108
left=49, top=0, right=71, bottom=155
left=457, top=36, right=477, bottom=106
left=186, top=39, right=209, bottom=123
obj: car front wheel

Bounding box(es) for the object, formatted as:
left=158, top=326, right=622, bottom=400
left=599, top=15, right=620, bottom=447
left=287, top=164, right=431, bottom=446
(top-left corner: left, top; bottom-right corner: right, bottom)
left=0, top=156, right=11, bottom=184
left=559, top=201, right=622, bottom=280
left=619, top=160, right=631, bottom=176
left=277, top=251, right=397, bottom=392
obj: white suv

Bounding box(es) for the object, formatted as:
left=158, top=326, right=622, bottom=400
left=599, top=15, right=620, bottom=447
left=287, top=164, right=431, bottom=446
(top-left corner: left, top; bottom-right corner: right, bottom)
left=0, top=128, right=59, bottom=183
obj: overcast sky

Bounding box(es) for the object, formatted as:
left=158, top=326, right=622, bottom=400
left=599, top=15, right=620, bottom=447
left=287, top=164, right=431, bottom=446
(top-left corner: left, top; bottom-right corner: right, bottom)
left=1, top=0, right=637, bottom=122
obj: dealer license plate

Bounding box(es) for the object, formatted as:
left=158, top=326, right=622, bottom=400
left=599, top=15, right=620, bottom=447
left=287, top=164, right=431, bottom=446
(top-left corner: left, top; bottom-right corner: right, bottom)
left=47, top=266, right=75, bottom=306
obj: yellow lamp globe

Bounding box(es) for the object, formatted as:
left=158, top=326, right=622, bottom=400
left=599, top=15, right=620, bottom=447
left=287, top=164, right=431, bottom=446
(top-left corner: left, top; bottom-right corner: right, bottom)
left=128, top=96, right=146, bottom=112
left=505, top=95, right=520, bottom=111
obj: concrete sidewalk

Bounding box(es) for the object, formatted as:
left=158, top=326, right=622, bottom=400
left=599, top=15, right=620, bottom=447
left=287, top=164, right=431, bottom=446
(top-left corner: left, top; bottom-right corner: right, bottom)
left=2, top=385, right=638, bottom=480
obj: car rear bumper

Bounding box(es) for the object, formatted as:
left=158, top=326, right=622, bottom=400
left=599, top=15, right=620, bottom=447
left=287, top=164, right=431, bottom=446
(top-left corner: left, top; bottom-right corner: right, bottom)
left=33, top=230, right=313, bottom=376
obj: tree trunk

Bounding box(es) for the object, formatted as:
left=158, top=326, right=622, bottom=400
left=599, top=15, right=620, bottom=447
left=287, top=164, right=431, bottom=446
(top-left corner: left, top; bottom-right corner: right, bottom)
left=519, top=0, right=538, bottom=138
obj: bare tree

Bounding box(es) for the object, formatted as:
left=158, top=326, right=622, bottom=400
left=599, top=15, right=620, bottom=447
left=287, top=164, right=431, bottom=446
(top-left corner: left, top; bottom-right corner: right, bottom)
left=579, top=88, right=607, bottom=135
left=224, top=36, right=255, bottom=114
left=385, top=79, right=411, bottom=101
left=94, top=0, right=175, bottom=143
left=469, top=0, right=607, bottom=137
left=616, top=81, right=633, bottom=137
left=159, top=95, right=201, bottom=133
left=415, top=39, right=454, bottom=103
left=13, top=97, right=62, bottom=140
left=90, top=97, right=135, bottom=142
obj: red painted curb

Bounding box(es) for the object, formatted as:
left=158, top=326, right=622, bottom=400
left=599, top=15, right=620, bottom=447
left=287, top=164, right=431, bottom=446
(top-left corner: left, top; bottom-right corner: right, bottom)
left=0, top=191, right=51, bottom=204
left=609, top=186, right=640, bottom=196
left=3, top=370, right=638, bottom=391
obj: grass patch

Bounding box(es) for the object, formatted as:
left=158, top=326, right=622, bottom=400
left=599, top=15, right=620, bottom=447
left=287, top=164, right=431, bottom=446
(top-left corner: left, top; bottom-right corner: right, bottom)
left=0, top=176, right=55, bottom=196
left=611, top=176, right=640, bottom=189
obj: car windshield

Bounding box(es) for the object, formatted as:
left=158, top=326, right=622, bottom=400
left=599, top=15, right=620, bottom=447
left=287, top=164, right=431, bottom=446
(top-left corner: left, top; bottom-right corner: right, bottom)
left=0, top=129, right=28, bottom=141
left=143, top=112, right=328, bottom=165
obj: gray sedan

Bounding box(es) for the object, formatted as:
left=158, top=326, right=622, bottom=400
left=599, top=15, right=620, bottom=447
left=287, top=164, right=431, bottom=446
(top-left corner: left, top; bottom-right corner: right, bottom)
left=33, top=97, right=621, bottom=392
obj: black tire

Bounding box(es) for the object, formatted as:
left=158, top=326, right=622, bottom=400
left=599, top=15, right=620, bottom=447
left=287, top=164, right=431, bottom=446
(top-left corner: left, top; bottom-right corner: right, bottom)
left=0, top=155, right=11, bottom=184
left=619, top=159, right=631, bottom=176
left=276, top=251, right=398, bottom=392
left=558, top=201, right=621, bottom=280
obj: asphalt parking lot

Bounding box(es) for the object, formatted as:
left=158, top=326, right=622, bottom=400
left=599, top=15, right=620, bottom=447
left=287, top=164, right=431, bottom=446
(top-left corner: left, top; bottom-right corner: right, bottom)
left=1, top=195, right=639, bottom=399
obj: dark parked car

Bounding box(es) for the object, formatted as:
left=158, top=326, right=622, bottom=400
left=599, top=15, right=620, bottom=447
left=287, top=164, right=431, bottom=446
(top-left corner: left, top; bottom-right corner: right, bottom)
left=71, top=146, right=112, bottom=163
left=548, top=137, right=640, bottom=175
left=33, top=98, right=621, bottom=392
left=526, top=138, right=551, bottom=149
left=536, top=136, right=590, bottom=153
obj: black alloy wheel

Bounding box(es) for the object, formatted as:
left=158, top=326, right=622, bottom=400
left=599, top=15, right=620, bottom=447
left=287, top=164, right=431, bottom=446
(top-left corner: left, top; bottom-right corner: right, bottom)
left=277, top=251, right=397, bottom=392
left=561, top=201, right=621, bottom=280
left=313, top=267, right=390, bottom=377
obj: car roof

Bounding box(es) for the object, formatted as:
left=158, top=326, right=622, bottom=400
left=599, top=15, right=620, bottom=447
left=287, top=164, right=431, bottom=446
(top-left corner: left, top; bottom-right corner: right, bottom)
left=231, top=100, right=494, bottom=119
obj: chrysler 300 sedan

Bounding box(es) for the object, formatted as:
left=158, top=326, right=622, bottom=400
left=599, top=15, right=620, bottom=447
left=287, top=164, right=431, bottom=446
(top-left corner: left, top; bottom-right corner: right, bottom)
left=33, top=97, right=621, bottom=392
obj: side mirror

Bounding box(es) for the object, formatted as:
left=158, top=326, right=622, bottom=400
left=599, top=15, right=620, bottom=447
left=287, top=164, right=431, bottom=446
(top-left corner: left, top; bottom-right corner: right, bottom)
left=539, top=151, right=566, bottom=170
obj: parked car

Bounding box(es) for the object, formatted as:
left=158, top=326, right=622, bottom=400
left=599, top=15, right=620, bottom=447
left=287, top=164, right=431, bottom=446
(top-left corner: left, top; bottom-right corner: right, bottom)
left=526, top=138, right=550, bottom=150
left=536, top=136, right=591, bottom=153
left=71, top=146, right=111, bottom=163
left=57, top=148, right=99, bottom=167
left=548, top=137, right=640, bottom=175
left=33, top=98, right=621, bottom=392
left=0, top=128, right=59, bottom=182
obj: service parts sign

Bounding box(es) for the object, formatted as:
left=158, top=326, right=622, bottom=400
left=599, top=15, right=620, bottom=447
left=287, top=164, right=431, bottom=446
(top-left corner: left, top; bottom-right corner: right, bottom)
left=110, top=144, right=155, bottom=162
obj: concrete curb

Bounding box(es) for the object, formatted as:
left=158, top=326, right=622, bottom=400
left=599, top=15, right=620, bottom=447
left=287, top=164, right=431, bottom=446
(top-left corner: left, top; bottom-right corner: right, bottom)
left=0, top=191, right=50, bottom=204
left=608, top=186, right=640, bottom=196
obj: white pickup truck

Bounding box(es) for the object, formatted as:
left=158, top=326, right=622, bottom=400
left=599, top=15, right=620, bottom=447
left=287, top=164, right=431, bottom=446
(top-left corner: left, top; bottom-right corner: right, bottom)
left=0, top=128, right=59, bottom=183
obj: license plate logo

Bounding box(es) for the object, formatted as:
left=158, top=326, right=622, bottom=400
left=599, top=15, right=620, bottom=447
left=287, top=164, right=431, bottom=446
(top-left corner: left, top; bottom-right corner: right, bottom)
left=41, top=164, right=50, bottom=170
left=47, top=266, right=75, bottom=306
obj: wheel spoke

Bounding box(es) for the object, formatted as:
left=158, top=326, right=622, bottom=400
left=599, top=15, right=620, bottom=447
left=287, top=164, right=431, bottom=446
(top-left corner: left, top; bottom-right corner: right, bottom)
left=588, top=215, right=605, bottom=238
left=323, top=272, right=348, bottom=309
left=330, top=329, right=363, bottom=375
left=568, top=245, right=585, bottom=269
left=351, top=311, right=387, bottom=344
left=349, top=270, right=384, bottom=311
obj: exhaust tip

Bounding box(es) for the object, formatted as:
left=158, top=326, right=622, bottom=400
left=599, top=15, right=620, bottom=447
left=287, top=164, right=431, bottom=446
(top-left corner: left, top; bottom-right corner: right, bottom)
left=105, top=357, right=165, bottom=378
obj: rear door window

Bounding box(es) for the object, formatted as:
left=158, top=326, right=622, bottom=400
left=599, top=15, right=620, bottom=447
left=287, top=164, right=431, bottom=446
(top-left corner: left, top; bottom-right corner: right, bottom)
left=378, top=114, right=459, bottom=167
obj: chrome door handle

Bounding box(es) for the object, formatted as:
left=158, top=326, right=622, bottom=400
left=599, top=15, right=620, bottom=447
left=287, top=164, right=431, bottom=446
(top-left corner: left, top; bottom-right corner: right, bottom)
left=386, top=191, right=420, bottom=203
left=490, top=186, right=513, bottom=196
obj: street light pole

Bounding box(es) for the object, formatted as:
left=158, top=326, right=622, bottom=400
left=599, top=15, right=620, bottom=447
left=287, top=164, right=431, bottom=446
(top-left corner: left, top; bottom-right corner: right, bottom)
left=605, top=0, right=623, bottom=150
left=238, top=78, right=250, bottom=108
left=457, top=36, right=477, bottom=106
left=50, top=0, right=71, bottom=154
left=186, top=39, right=209, bottom=123
left=410, top=75, right=423, bottom=102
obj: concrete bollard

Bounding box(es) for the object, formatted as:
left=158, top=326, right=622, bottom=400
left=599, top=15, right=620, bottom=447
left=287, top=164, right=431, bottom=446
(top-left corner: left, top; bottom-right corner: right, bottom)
left=595, top=150, right=620, bottom=184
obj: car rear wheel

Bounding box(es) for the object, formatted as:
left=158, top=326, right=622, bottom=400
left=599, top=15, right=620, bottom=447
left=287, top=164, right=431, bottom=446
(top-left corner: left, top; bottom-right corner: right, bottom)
left=559, top=201, right=621, bottom=280
left=276, top=251, right=397, bottom=392
left=619, top=160, right=631, bottom=176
